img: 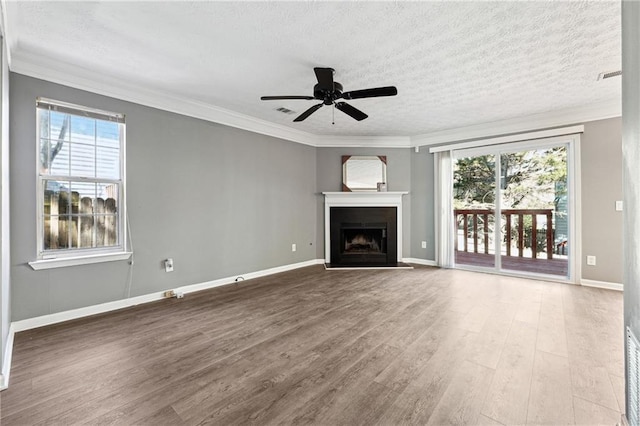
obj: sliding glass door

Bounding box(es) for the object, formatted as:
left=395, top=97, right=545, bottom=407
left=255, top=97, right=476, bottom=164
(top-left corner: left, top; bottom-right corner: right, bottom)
left=453, top=153, right=496, bottom=269
left=452, top=140, right=572, bottom=279
left=499, top=146, right=568, bottom=276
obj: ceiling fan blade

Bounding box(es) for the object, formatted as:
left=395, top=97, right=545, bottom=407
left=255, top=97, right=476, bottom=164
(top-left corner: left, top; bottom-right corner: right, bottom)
left=341, top=86, right=398, bottom=100
left=314, top=67, right=335, bottom=90
left=335, top=102, right=368, bottom=121
left=293, top=103, right=324, bottom=122
left=260, top=95, right=315, bottom=101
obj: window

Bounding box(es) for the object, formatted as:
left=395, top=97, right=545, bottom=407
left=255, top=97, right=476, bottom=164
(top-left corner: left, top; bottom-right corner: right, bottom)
left=36, top=98, right=126, bottom=260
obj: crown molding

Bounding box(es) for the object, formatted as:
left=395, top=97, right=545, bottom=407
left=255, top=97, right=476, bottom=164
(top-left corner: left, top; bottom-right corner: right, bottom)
left=8, top=48, right=621, bottom=150
left=410, top=98, right=621, bottom=148
left=0, top=0, right=12, bottom=68
left=10, top=50, right=319, bottom=146
left=0, top=0, right=5, bottom=39
left=10, top=51, right=414, bottom=149
left=314, top=135, right=411, bottom=148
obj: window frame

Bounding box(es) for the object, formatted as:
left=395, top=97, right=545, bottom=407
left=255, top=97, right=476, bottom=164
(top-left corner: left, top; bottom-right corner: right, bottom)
left=33, top=98, right=128, bottom=263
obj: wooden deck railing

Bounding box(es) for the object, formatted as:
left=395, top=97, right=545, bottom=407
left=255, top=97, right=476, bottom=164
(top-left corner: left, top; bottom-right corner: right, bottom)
left=454, top=209, right=554, bottom=260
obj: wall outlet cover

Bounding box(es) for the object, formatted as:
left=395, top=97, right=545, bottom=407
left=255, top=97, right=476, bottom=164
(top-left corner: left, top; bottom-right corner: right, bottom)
left=164, top=258, right=174, bottom=272
left=292, top=243, right=296, bottom=252
left=421, top=241, right=427, bottom=248
left=586, top=255, right=596, bottom=266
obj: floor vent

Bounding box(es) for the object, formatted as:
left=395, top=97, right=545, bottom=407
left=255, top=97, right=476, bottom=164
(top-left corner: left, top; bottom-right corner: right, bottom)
left=628, top=326, right=640, bottom=425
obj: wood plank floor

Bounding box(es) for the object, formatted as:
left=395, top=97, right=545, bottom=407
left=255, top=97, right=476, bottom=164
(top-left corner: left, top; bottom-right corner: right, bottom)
left=1, top=265, right=624, bottom=425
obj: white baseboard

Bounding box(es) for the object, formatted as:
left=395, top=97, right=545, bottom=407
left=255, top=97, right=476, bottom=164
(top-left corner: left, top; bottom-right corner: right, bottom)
left=403, top=258, right=438, bottom=267
left=581, top=279, right=623, bottom=292
left=175, top=259, right=325, bottom=295
left=3, top=258, right=325, bottom=390
left=12, top=258, right=324, bottom=333
left=1, top=323, right=15, bottom=390
left=13, top=291, right=167, bottom=333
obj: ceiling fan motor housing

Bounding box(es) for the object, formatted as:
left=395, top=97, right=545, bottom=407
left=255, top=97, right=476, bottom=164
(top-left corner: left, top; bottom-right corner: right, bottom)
left=314, top=82, right=343, bottom=105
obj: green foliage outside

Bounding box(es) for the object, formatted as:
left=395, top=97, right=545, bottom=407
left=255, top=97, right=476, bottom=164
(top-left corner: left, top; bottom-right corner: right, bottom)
left=453, top=147, right=567, bottom=210
left=454, top=147, right=568, bottom=253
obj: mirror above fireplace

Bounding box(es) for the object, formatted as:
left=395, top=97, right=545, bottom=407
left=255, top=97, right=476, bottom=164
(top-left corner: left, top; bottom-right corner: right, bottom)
left=342, top=155, right=387, bottom=192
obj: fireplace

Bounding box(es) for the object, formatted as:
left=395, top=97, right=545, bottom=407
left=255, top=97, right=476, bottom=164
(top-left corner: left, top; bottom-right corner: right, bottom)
left=330, top=207, right=397, bottom=266
left=323, top=191, right=407, bottom=267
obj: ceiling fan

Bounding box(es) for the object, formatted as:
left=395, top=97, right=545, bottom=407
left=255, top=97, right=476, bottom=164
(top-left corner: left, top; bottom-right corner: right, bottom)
left=260, top=67, right=398, bottom=122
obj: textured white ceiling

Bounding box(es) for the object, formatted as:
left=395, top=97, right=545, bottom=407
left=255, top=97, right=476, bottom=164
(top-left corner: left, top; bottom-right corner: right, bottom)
left=4, top=1, right=621, bottom=138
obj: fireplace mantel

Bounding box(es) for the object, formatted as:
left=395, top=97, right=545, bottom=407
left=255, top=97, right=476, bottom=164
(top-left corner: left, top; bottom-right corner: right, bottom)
left=323, top=192, right=408, bottom=263
left=322, top=192, right=408, bottom=206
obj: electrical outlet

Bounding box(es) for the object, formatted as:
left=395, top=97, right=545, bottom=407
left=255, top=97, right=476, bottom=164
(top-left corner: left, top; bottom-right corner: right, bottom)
left=616, top=200, right=623, bottom=211
left=163, top=290, right=176, bottom=298
left=292, top=243, right=296, bottom=252
left=587, top=255, right=596, bottom=266
left=421, top=241, right=427, bottom=249
left=164, top=258, right=174, bottom=272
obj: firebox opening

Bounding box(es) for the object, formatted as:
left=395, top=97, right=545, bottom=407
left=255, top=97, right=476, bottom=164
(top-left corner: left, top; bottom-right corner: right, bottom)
left=329, top=207, right=397, bottom=267
left=341, top=224, right=387, bottom=255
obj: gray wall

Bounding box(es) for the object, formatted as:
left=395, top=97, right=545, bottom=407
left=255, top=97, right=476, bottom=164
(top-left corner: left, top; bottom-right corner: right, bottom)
left=315, top=147, right=412, bottom=259
left=410, top=148, right=435, bottom=261
left=581, top=117, right=623, bottom=283
left=10, top=73, right=317, bottom=321
left=623, top=1, right=640, bottom=421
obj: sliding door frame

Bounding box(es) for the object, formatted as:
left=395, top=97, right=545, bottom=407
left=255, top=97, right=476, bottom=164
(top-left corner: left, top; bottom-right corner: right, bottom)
left=446, top=133, right=581, bottom=283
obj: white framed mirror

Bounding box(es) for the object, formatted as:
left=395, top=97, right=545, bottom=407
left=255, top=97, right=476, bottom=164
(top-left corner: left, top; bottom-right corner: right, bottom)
left=342, top=155, right=387, bottom=192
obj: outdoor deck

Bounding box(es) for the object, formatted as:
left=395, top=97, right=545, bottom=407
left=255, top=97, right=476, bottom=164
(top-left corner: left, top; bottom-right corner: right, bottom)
left=455, top=251, right=568, bottom=277
left=454, top=208, right=569, bottom=277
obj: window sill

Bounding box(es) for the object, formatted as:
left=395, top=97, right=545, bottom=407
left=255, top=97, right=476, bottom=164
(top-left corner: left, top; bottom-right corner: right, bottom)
left=28, top=252, right=133, bottom=270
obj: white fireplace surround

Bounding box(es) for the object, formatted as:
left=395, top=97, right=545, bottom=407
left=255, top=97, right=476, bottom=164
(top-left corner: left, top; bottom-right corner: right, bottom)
left=323, top=192, right=408, bottom=263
